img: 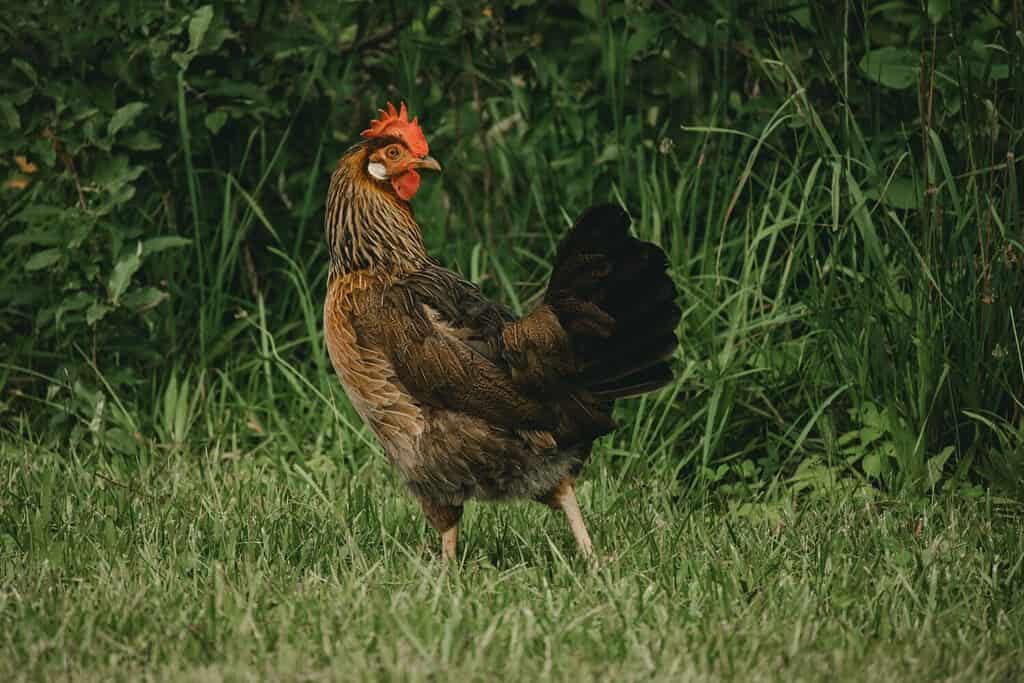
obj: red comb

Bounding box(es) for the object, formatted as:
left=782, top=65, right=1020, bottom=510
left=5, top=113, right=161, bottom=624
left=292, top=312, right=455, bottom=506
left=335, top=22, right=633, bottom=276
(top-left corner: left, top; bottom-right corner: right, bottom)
left=361, top=101, right=429, bottom=157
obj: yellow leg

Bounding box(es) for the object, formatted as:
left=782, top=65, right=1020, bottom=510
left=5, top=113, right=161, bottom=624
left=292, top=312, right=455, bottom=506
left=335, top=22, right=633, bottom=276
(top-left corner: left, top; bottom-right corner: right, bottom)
left=418, top=498, right=463, bottom=562
left=558, top=483, right=594, bottom=557
left=441, top=525, right=459, bottom=562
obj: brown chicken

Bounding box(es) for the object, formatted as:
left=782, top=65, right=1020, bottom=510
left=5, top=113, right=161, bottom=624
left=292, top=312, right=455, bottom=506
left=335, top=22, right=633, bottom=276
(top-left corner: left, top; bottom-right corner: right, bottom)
left=323, top=102, right=680, bottom=560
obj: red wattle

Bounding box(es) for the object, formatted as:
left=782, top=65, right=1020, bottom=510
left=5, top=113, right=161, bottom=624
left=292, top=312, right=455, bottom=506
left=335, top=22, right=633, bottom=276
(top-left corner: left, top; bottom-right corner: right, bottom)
left=392, top=170, right=421, bottom=201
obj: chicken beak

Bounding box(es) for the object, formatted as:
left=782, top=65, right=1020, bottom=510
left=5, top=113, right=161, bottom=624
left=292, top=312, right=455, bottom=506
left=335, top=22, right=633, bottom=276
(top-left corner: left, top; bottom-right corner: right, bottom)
left=412, top=155, right=442, bottom=173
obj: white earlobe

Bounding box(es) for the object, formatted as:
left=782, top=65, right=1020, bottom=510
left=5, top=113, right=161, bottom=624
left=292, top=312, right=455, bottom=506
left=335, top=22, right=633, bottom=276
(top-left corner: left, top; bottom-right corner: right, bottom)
left=367, top=162, right=388, bottom=180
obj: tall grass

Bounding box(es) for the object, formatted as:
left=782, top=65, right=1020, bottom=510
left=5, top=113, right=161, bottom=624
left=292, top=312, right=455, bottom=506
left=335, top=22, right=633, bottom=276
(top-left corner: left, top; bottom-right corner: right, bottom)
left=1, top=1, right=1021, bottom=497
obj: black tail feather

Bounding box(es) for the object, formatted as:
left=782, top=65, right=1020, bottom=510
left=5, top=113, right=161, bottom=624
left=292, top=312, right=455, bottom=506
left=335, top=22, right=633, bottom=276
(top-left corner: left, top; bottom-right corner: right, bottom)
left=589, top=362, right=675, bottom=400
left=544, top=204, right=680, bottom=401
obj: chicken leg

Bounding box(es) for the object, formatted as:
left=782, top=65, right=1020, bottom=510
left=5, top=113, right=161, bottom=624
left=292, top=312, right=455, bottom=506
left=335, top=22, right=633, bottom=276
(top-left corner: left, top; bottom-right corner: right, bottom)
left=542, top=477, right=594, bottom=557
left=441, top=526, right=458, bottom=561
left=419, top=498, right=463, bottom=561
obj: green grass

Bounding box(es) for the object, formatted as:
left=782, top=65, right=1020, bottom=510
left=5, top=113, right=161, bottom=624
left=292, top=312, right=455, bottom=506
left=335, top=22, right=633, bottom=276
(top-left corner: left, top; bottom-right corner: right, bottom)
left=2, top=442, right=1022, bottom=681
left=2, top=2, right=1024, bottom=680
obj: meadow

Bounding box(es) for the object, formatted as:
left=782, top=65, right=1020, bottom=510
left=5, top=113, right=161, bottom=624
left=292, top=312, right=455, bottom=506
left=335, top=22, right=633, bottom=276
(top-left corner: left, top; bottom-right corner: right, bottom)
left=3, top=445, right=1023, bottom=680
left=2, top=1, right=1023, bottom=679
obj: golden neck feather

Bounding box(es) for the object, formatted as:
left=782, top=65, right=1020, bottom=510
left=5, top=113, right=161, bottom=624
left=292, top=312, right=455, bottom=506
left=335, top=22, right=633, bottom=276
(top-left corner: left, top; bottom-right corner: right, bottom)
left=324, top=145, right=429, bottom=277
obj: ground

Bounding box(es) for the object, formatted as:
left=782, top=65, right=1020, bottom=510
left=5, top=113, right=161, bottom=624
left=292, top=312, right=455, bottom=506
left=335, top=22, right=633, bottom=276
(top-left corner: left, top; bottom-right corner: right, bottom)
left=2, top=444, right=1021, bottom=681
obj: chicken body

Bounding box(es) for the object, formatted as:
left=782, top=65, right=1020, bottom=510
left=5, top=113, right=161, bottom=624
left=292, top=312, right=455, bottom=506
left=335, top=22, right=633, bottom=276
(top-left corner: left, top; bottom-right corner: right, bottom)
left=324, top=129, right=679, bottom=560
left=324, top=267, right=584, bottom=503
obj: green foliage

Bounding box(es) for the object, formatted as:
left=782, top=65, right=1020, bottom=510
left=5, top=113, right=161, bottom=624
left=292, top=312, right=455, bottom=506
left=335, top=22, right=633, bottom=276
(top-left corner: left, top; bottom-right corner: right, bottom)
left=1, top=0, right=1022, bottom=497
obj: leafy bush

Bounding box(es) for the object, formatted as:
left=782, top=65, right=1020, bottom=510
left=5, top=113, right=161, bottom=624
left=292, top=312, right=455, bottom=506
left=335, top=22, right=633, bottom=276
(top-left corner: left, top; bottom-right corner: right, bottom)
left=1, top=1, right=1021, bottom=495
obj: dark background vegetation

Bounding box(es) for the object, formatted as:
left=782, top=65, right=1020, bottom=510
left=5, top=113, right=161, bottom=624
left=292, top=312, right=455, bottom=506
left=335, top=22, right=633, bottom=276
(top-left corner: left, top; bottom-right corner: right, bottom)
left=1, top=0, right=1022, bottom=496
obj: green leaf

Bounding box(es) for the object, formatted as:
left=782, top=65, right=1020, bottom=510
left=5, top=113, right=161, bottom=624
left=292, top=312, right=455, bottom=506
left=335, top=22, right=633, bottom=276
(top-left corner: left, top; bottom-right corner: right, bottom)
left=204, top=110, right=228, bottom=134
left=31, top=136, right=56, bottom=167
left=595, top=143, right=620, bottom=165
left=101, top=183, right=137, bottom=212
left=86, top=302, right=113, bottom=325
left=577, top=0, right=599, bottom=21
left=862, top=451, right=884, bottom=478
left=188, top=6, right=214, bottom=53
left=926, top=446, right=955, bottom=489
left=122, top=130, right=162, bottom=151
left=859, top=48, right=919, bottom=89
left=104, top=427, right=141, bottom=456
left=108, top=102, right=148, bottom=137
left=25, top=249, right=62, bottom=271
left=171, top=51, right=191, bottom=70
left=142, top=236, right=192, bottom=254
left=927, top=0, right=949, bottom=23
left=56, top=291, right=94, bottom=316
left=204, top=82, right=267, bottom=101
left=121, top=287, right=169, bottom=312
left=11, top=58, right=38, bottom=84
left=108, top=245, right=143, bottom=304
left=7, top=223, right=65, bottom=247
left=73, top=106, right=101, bottom=122
left=987, top=64, right=1010, bottom=81
left=883, top=178, right=921, bottom=210
left=93, top=156, right=145, bottom=190
left=869, top=177, right=922, bottom=210
left=0, top=99, right=20, bottom=130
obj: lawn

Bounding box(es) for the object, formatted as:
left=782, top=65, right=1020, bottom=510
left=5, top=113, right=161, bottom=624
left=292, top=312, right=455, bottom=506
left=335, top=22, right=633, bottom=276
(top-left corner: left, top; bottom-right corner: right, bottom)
left=2, top=444, right=1022, bottom=681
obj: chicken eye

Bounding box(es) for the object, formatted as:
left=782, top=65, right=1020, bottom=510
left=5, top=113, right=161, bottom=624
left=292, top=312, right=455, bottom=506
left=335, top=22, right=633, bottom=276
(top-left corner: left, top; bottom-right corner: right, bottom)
left=386, top=146, right=401, bottom=160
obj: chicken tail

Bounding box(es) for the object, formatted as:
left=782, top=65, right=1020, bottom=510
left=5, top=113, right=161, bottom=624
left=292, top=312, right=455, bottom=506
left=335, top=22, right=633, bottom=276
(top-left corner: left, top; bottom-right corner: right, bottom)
left=544, top=204, right=680, bottom=401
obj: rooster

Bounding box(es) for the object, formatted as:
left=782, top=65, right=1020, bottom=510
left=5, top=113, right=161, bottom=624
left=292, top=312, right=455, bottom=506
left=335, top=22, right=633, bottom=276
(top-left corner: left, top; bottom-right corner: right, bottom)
left=323, top=102, right=680, bottom=561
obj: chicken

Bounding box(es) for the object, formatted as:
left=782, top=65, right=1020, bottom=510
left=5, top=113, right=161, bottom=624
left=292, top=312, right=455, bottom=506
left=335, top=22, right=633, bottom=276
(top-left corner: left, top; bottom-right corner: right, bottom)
left=323, top=102, right=680, bottom=561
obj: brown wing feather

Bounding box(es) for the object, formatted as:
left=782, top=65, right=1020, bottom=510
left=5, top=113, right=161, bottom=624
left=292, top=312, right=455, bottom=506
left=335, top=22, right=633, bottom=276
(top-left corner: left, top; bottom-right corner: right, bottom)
left=324, top=272, right=423, bottom=462
left=351, top=279, right=556, bottom=433
left=381, top=264, right=617, bottom=449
